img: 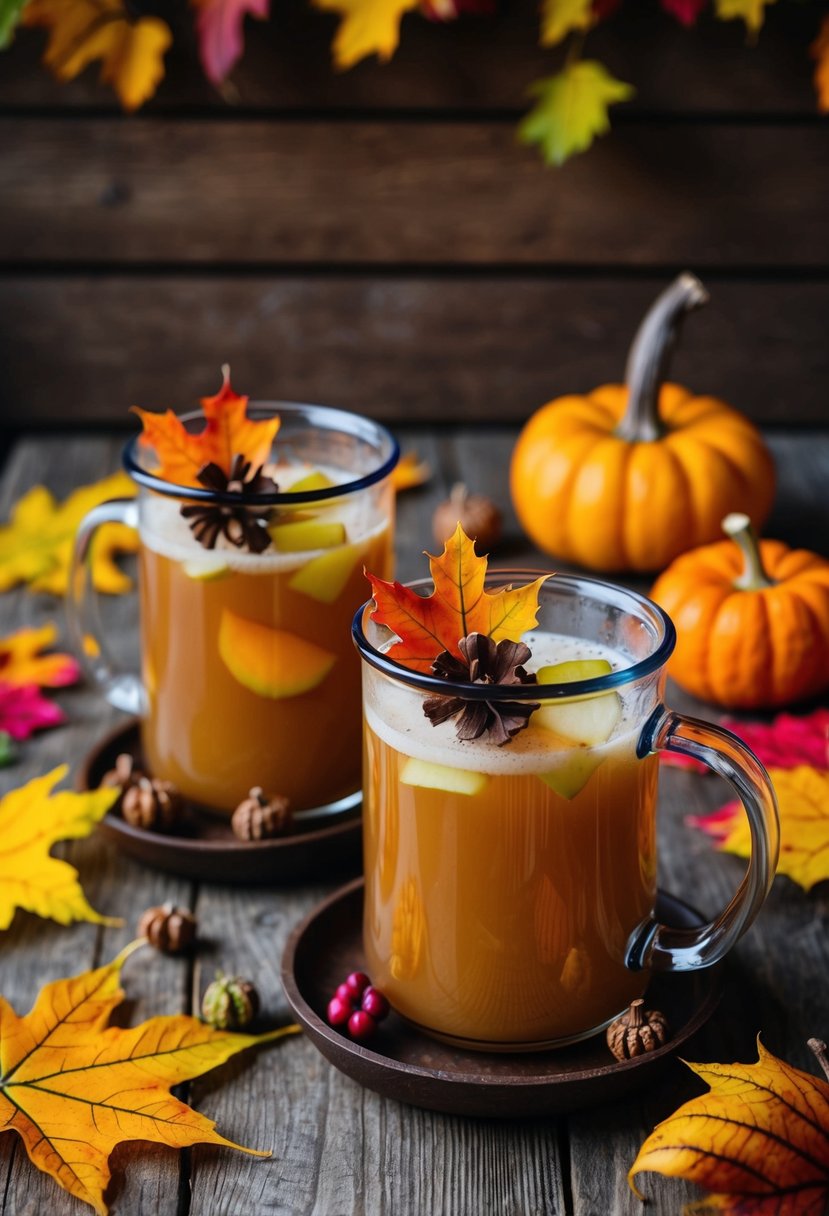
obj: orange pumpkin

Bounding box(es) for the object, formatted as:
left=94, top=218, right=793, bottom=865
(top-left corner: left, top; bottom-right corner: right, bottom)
left=651, top=514, right=829, bottom=709
left=510, top=274, right=775, bottom=572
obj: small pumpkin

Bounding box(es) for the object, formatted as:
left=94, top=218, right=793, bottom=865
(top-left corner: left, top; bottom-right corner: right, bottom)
left=510, top=273, right=775, bottom=572
left=651, top=513, right=829, bottom=709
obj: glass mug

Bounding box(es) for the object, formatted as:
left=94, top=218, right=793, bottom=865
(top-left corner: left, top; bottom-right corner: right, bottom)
left=353, top=572, right=779, bottom=1052
left=68, top=402, right=398, bottom=817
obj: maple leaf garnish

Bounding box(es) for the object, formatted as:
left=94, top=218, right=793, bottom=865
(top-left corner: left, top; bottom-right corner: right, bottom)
left=0, top=623, right=80, bottom=689
left=0, top=683, right=66, bottom=741
left=133, top=366, right=280, bottom=488
left=0, top=767, right=120, bottom=928
left=518, top=61, right=634, bottom=167
left=0, top=941, right=301, bottom=1216
left=0, top=471, right=137, bottom=596
left=629, top=1037, right=829, bottom=1215
left=690, top=764, right=829, bottom=892
left=812, top=15, right=829, bottom=112
left=423, top=633, right=540, bottom=745
left=366, top=523, right=550, bottom=674
left=192, top=0, right=270, bottom=85
left=313, top=0, right=418, bottom=69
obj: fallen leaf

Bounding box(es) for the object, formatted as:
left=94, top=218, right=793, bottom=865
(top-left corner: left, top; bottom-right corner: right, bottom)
left=660, top=0, right=708, bottom=24
left=0, top=941, right=301, bottom=1215
left=0, top=767, right=119, bottom=929
left=0, top=683, right=66, bottom=741
left=23, top=0, right=171, bottom=110
left=313, top=0, right=418, bottom=68
left=812, top=15, right=829, bottom=112
left=714, top=0, right=776, bottom=36
left=367, top=522, right=549, bottom=672
left=192, top=0, right=269, bottom=85
left=539, top=0, right=595, bottom=47
left=133, top=366, right=280, bottom=487
left=0, top=731, right=16, bottom=767
left=664, top=708, right=829, bottom=774
left=0, top=471, right=137, bottom=596
left=0, top=0, right=26, bottom=48
left=0, top=623, right=80, bottom=688
left=630, top=1037, right=829, bottom=1215
left=690, top=765, right=829, bottom=891
left=518, top=60, right=634, bottom=167
left=391, top=450, right=431, bottom=492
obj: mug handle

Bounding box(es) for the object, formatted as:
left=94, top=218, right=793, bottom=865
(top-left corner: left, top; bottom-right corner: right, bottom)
left=626, top=706, right=779, bottom=972
left=66, top=498, right=145, bottom=715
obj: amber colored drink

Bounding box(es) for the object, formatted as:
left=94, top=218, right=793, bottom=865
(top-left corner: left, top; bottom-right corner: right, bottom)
left=361, top=635, right=658, bottom=1050
left=139, top=477, right=392, bottom=814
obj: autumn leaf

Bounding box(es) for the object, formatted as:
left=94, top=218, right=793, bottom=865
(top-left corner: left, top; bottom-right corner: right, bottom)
left=0, top=942, right=301, bottom=1215
left=630, top=1037, right=829, bottom=1215
left=391, top=450, right=431, bottom=492
left=661, top=0, right=708, bottom=25
left=367, top=522, right=549, bottom=672
left=192, top=0, right=269, bottom=85
left=313, top=0, right=418, bottom=68
left=0, top=767, right=119, bottom=929
left=0, top=683, right=66, bottom=741
left=539, top=0, right=595, bottom=47
left=0, top=470, right=137, bottom=596
left=690, top=765, right=829, bottom=892
left=133, top=365, right=280, bottom=487
left=0, top=623, right=80, bottom=689
left=23, top=0, right=171, bottom=111
left=714, top=0, right=776, bottom=37
left=0, top=0, right=26, bottom=48
left=811, top=15, right=829, bottom=112
left=519, top=60, right=634, bottom=167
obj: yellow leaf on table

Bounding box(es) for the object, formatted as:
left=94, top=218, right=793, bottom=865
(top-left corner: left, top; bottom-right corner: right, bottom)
left=630, top=1038, right=829, bottom=1215
left=0, top=622, right=80, bottom=687
left=812, top=16, right=829, bottom=112
left=518, top=61, right=634, bottom=167
left=391, top=449, right=431, bottom=492
left=0, top=470, right=137, bottom=596
left=0, top=942, right=301, bottom=1216
left=540, top=0, right=595, bottom=48
left=23, top=0, right=171, bottom=110
left=0, top=767, right=119, bottom=930
left=313, top=0, right=418, bottom=68
left=714, top=0, right=777, bottom=36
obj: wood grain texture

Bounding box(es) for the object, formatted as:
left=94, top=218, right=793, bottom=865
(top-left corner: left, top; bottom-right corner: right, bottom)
left=1, top=276, right=828, bottom=428
left=2, top=120, right=829, bottom=267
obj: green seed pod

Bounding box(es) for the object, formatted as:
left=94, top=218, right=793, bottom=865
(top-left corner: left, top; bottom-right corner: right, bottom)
left=201, top=972, right=260, bottom=1030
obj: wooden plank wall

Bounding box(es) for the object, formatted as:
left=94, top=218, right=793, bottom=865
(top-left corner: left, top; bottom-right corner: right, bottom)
left=0, top=0, right=827, bottom=431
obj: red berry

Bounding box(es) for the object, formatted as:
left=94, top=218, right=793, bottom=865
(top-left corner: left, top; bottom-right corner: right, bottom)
left=348, top=1009, right=376, bottom=1041
left=335, top=982, right=354, bottom=1005
left=361, top=987, right=390, bottom=1021
left=327, top=996, right=353, bottom=1026
left=346, top=971, right=371, bottom=998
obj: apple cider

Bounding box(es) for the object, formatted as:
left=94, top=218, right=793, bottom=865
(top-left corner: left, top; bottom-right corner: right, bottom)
left=139, top=469, right=393, bottom=814
left=361, top=633, right=658, bottom=1050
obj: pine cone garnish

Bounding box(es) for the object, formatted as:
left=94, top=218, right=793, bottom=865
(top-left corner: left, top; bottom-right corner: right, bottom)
left=180, top=454, right=278, bottom=553
left=138, top=902, right=197, bottom=954
left=122, top=776, right=185, bottom=833
left=423, top=633, right=540, bottom=746
left=231, top=787, right=292, bottom=840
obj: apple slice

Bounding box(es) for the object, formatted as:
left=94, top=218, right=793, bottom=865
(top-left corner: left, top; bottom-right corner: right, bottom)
left=538, top=751, right=605, bottom=800
left=534, top=659, right=621, bottom=746
left=400, top=757, right=488, bottom=796
left=218, top=609, right=336, bottom=698
left=289, top=543, right=360, bottom=604
left=182, top=555, right=230, bottom=581
left=288, top=470, right=336, bottom=494
left=269, top=519, right=347, bottom=553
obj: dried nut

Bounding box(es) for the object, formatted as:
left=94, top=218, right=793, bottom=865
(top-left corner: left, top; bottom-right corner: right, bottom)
left=122, top=777, right=184, bottom=833
left=138, top=902, right=197, bottom=954
left=606, top=998, right=670, bottom=1061
left=99, top=753, right=144, bottom=807
left=231, top=787, right=292, bottom=841
left=202, top=972, right=260, bottom=1030
left=433, top=484, right=502, bottom=553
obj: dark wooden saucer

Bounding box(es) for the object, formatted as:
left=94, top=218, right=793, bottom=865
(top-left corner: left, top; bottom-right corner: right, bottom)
left=77, top=720, right=362, bottom=885
left=281, top=878, right=723, bottom=1118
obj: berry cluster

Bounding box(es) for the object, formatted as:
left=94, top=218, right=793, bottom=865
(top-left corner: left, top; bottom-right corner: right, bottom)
left=327, top=971, right=389, bottom=1041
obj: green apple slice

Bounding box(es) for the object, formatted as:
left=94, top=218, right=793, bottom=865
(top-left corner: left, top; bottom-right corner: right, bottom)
left=289, top=543, right=360, bottom=603
left=400, top=757, right=488, bottom=796
left=269, top=519, right=347, bottom=553
left=182, top=555, right=230, bottom=581
left=534, top=658, right=621, bottom=746
left=288, top=470, right=336, bottom=494
left=537, top=750, right=605, bottom=800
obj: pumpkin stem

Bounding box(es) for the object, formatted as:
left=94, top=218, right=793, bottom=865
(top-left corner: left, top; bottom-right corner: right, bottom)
left=616, top=273, right=709, bottom=443
left=722, top=513, right=775, bottom=591
left=627, top=999, right=646, bottom=1027
left=808, top=1038, right=829, bottom=1082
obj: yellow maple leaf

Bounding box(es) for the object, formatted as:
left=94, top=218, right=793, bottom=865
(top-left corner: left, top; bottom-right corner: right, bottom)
left=714, top=0, right=777, bottom=37
left=540, top=0, right=596, bottom=48
left=23, top=0, right=171, bottom=110
left=0, top=941, right=301, bottom=1215
left=0, top=622, right=80, bottom=688
left=0, top=767, right=120, bottom=930
left=519, top=60, right=635, bottom=167
left=630, top=1037, right=829, bottom=1215
left=313, top=0, right=418, bottom=69
left=812, top=15, right=829, bottom=112
left=0, top=470, right=137, bottom=596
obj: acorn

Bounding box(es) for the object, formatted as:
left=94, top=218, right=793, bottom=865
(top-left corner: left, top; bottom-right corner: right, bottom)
left=138, top=902, right=197, bottom=954
left=606, top=999, right=671, bottom=1061
left=201, top=972, right=260, bottom=1030
left=121, top=776, right=185, bottom=833
left=231, top=787, right=292, bottom=841
left=432, top=484, right=502, bottom=553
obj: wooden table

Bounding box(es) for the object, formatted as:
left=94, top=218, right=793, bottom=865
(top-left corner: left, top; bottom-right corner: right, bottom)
left=1, top=427, right=827, bottom=1216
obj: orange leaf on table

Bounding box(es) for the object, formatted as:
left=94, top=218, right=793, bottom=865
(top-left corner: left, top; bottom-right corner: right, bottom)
left=812, top=15, right=829, bottom=112
left=0, top=942, right=301, bottom=1216
left=630, top=1037, right=829, bottom=1215
left=391, top=450, right=431, bottom=492
left=0, top=623, right=80, bottom=688
left=133, top=365, right=280, bottom=487
left=367, top=522, right=549, bottom=672
left=312, top=0, right=418, bottom=68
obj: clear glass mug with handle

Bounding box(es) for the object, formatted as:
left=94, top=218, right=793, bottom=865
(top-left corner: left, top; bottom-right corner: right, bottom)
left=353, top=571, right=779, bottom=1051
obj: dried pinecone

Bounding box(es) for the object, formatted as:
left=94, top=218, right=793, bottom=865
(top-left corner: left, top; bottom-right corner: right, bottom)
left=231, top=787, right=292, bottom=841
left=99, top=753, right=144, bottom=807
left=606, top=999, right=670, bottom=1061
left=180, top=454, right=278, bottom=553
left=423, top=633, right=540, bottom=746
left=202, top=972, right=260, bottom=1030
left=138, top=902, right=197, bottom=954
left=122, top=776, right=184, bottom=833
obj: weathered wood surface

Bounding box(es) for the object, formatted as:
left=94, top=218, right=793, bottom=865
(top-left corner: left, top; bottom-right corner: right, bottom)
left=2, top=276, right=828, bottom=428
left=1, top=428, right=828, bottom=1216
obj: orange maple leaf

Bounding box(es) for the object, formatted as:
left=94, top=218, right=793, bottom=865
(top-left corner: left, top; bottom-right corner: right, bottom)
left=133, top=366, right=280, bottom=488
left=0, top=941, right=300, bottom=1215
left=630, top=1037, right=829, bottom=1215
left=367, top=523, right=549, bottom=672
left=0, top=623, right=80, bottom=688
left=812, top=15, right=829, bottom=112
left=390, top=449, right=431, bottom=492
